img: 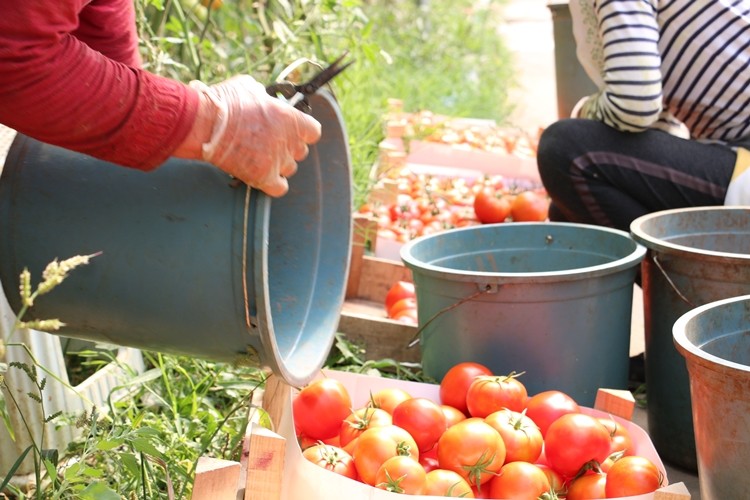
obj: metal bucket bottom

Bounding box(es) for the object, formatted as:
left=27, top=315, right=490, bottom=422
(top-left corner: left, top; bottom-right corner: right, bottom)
left=400, top=222, right=645, bottom=407
left=0, top=91, right=352, bottom=386
left=631, top=206, right=750, bottom=471
left=673, top=294, right=750, bottom=500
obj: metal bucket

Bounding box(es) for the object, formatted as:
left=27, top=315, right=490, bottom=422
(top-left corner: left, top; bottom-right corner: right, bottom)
left=673, top=294, right=750, bottom=500
left=400, top=222, right=645, bottom=407
left=0, top=90, right=352, bottom=387
left=631, top=206, right=750, bottom=471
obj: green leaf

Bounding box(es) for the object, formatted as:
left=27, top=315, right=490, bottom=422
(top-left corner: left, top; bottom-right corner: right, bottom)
left=79, top=481, right=122, bottom=500
left=0, top=445, right=33, bottom=491
left=95, top=438, right=124, bottom=451
left=131, top=437, right=165, bottom=459
left=120, top=452, right=141, bottom=476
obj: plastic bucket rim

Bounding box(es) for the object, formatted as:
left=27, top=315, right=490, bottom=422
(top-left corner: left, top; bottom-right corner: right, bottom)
left=251, top=90, right=352, bottom=386
left=631, top=206, right=750, bottom=262
left=400, top=221, right=646, bottom=282
left=673, top=293, right=750, bottom=375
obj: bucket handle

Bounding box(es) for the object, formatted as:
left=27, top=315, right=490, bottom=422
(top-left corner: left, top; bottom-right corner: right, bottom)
left=407, top=284, right=495, bottom=348
left=652, top=253, right=696, bottom=308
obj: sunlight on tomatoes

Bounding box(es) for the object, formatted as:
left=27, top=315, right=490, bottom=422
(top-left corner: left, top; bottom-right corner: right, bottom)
left=604, top=455, right=663, bottom=497
left=293, top=378, right=352, bottom=440
left=510, top=190, right=549, bottom=222
left=439, top=361, right=493, bottom=416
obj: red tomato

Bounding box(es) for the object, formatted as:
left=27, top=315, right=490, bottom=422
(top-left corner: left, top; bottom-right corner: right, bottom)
left=392, top=307, right=418, bottom=324
left=439, top=362, right=493, bottom=415
left=598, top=416, right=634, bottom=457
left=423, top=469, right=475, bottom=497
left=367, top=387, right=412, bottom=415
left=487, top=461, right=551, bottom=500
left=524, top=389, right=580, bottom=437
left=293, top=378, right=352, bottom=440
left=374, top=455, right=427, bottom=495
left=536, top=464, right=565, bottom=496
left=484, top=408, right=543, bottom=463
left=352, top=424, right=419, bottom=486
left=604, top=455, right=663, bottom=497
left=384, top=280, right=416, bottom=313
left=419, top=446, right=440, bottom=473
left=465, top=373, right=527, bottom=418
left=510, top=190, right=549, bottom=222
left=298, top=433, right=340, bottom=451
left=473, top=187, right=513, bottom=224
left=301, top=444, right=358, bottom=480
left=392, top=397, right=447, bottom=453
left=437, top=418, right=506, bottom=487
left=544, top=413, right=612, bottom=478
left=387, top=297, right=417, bottom=318
left=339, top=407, right=392, bottom=448
left=441, top=404, right=467, bottom=428
left=566, top=472, right=607, bottom=500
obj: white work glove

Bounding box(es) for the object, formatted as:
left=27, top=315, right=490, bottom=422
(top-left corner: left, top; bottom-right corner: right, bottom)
left=190, top=76, right=322, bottom=197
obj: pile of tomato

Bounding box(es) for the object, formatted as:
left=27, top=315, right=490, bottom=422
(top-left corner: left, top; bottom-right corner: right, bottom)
left=384, top=280, right=418, bottom=325
left=359, top=172, right=550, bottom=246
left=294, top=363, right=663, bottom=499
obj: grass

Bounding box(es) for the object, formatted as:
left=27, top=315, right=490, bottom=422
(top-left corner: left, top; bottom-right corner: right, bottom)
left=0, top=0, right=519, bottom=497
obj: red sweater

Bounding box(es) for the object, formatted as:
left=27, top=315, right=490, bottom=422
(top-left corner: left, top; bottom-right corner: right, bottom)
left=0, top=0, right=198, bottom=169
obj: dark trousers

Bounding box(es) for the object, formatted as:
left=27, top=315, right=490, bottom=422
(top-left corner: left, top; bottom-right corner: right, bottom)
left=536, top=119, right=737, bottom=233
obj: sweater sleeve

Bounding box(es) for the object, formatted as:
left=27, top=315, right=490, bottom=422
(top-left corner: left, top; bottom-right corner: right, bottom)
left=0, top=0, right=198, bottom=170
left=578, top=0, right=664, bottom=132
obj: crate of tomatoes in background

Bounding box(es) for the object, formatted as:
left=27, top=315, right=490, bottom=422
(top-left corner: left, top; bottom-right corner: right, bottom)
left=278, top=365, right=677, bottom=499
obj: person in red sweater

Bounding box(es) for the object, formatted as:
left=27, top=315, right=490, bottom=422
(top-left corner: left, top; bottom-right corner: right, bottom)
left=0, top=0, right=321, bottom=197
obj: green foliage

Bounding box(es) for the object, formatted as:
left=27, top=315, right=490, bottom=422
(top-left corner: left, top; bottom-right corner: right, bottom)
left=134, top=0, right=514, bottom=209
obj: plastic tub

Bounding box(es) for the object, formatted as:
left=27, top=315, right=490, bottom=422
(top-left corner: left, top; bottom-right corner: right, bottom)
left=401, top=222, right=645, bottom=406
left=0, top=90, right=352, bottom=387
left=673, top=294, right=750, bottom=500
left=631, top=206, right=750, bottom=471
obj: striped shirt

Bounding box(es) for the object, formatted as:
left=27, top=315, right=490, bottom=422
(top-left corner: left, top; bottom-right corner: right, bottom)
left=571, top=0, right=750, bottom=144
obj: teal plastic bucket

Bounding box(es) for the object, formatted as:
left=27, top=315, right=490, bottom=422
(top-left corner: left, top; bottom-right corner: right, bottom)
left=400, top=222, right=645, bottom=406
left=0, top=91, right=352, bottom=387
left=631, top=206, right=750, bottom=472
left=673, top=294, right=750, bottom=500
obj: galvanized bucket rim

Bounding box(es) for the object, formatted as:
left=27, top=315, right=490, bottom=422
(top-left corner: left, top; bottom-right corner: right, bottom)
left=673, top=293, right=750, bottom=375
left=631, top=206, right=750, bottom=262
left=400, top=221, right=646, bottom=283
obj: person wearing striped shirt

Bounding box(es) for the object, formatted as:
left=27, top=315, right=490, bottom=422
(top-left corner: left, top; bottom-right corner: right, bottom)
left=537, top=0, right=750, bottom=233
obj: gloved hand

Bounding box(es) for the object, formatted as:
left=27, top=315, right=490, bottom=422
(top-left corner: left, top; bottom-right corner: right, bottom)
left=190, top=75, right=322, bottom=197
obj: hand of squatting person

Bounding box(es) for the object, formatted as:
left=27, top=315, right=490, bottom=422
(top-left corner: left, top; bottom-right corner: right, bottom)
left=190, top=75, right=322, bottom=197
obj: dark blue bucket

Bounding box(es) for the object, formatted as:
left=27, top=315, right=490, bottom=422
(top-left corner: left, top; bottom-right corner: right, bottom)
left=0, top=91, right=352, bottom=386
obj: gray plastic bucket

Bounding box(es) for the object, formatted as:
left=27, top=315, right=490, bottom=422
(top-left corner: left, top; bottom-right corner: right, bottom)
left=0, top=91, right=352, bottom=387
left=400, top=222, right=645, bottom=407
left=673, top=294, right=750, bottom=500
left=631, top=206, right=750, bottom=472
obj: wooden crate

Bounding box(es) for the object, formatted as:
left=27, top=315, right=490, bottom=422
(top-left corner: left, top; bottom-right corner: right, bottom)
left=338, top=214, right=420, bottom=363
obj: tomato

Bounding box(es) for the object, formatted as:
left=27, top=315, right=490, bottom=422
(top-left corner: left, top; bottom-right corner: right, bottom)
left=419, top=446, right=440, bottom=473
left=439, top=361, right=493, bottom=415
left=510, top=190, right=549, bottom=222
left=465, top=372, right=527, bottom=418
left=536, top=464, right=565, bottom=496
left=473, top=187, right=513, bottom=224
left=597, top=416, right=634, bottom=457
left=301, top=444, right=358, bottom=480
left=487, top=461, right=551, bottom=500
left=566, top=472, right=607, bottom=500
left=392, top=307, right=418, bottom=324
left=339, top=407, right=392, bottom=448
left=293, top=378, right=352, bottom=440
left=441, top=404, right=467, bottom=428
left=384, top=280, right=416, bottom=313
left=388, top=296, right=417, bottom=318
left=392, top=397, right=447, bottom=453
left=437, top=418, right=506, bottom=487
left=367, top=387, right=412, bottom=415
left=352, top=424, right=419, bottom=486
left=374, top=455, right=427, bottom=494
left=423, top=469, right=475, bottom=497
left=484, top=408, right=543, bottom=463
left=544, top=412, right=612, bottom=478
left=604, top=455, right=663, bottom=497
left=298, top=433, right=340, bottom=450
left=524, top=389, right=580, bottom=437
